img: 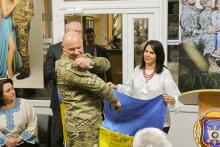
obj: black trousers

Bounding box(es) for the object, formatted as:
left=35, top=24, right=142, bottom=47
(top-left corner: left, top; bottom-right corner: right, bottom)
left=51, top=110, right=64, bottom=147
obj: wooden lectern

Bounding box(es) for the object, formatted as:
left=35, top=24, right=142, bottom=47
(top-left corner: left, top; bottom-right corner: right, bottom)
left=179, top=89, right=220, bottom=115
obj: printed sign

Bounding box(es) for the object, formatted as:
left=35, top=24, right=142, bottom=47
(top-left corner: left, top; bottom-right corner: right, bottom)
left=99, top=127, right=133, bottom=147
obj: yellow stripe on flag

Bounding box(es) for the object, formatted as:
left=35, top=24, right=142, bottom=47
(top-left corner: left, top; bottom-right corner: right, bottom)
left=99, top=127, right=133, bottom=147
left=60, top=103, right=69, bottom=143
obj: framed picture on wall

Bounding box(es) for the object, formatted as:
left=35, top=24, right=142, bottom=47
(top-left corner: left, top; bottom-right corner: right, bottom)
left=179, top=0, right=220, bottom=92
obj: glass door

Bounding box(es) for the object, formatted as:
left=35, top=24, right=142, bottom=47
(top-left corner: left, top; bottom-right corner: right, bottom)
left=124, top=13, right=163, bottom=82
left=52, top=0, right=167, bottom=84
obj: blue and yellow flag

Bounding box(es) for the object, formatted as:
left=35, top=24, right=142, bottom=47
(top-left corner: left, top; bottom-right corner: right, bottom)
left=57, top=92, right=69, bottom=145
left=102, top=89, right=167, bottom=136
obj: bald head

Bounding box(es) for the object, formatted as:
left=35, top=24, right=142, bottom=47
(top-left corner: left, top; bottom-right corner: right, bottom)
left=62, top=31, right=84, bottom=60
left=65, top=21, right=82, bottom=36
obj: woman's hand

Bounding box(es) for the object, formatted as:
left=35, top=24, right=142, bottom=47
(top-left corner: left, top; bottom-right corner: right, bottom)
left=163, top=95, right=175, bottom=105
left=114, top=101, right=121, bottom=112
left=107, top=82, right=118, bottom=89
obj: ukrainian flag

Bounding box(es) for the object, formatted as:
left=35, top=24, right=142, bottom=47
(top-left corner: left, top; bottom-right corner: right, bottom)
left=57, top=92, right=69, bottom=146
left=99, top=89, right=167, bottom=147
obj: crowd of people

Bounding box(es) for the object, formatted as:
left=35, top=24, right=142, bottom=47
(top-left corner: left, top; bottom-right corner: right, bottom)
left=180, top=0, right=220, bottom=73
left=0, top=21, right=179, bottom=147
left=0, top=0, right=181, bottom=145
left=44, top=21, right=179, bottom=146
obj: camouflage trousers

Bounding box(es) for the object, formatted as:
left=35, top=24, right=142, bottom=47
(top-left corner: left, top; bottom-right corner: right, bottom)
left=194, top=34, right=215, bottom=56
left=67, top=128, right=99, bottom=147
left=15, top=22, right=31, bottom=72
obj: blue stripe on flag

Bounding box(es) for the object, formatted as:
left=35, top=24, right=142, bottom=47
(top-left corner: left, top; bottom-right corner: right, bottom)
left=102, top=89, right=167, bottom=136
left=57, top=89, right=62, bottom=104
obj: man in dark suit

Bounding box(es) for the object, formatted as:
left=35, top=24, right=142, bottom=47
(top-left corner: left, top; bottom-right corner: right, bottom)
left=84, top=28, right=113, bottom=82
left=44, top=21, right=82, bottom=147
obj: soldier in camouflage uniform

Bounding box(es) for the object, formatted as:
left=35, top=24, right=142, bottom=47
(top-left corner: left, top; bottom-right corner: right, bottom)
left=196, top=0, right=220, bottom=74
left=195, top=0, right=215, bottom=56
left=180, top=0, right=200, bottom=43
left=12, top=0, right=34, bottom=79
left=180, top=0, right=214, bottom=56
left=56, top=32, right=121, bottom=147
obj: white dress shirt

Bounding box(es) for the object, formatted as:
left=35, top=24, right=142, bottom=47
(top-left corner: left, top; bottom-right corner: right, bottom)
left=117, top=66, right=183, bottom=127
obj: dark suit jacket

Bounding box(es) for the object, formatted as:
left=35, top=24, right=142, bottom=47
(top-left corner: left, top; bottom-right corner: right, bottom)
left=44, top=42, right=63, bottom=111
left=84, top=45, right=113, bottom=82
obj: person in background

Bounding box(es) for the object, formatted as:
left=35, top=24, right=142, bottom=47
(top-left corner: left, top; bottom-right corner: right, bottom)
left=109, top=40, right=183, bottom=133
left=211, top=0, right=220, bottom=58
left=0, top=0, right=20, bottom=79
left=44, top=21, right=82, bottom=147
left=106, top=36, right=122, bottom=50
left=133, top=127, right=172, bottom=147
left=12, top=0, right=34, bottom=80
left=180, top=0, right=199, bottom=43
left=0, top=78, right=38, bottom=147
left=197, top=0, right=220, bottom=74
left=84, top=27, right=113, bottom=82
left=56, top=31, right=121, bottom=146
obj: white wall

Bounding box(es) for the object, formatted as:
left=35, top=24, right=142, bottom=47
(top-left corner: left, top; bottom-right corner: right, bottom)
left=168, top=105, right=199, bottom=147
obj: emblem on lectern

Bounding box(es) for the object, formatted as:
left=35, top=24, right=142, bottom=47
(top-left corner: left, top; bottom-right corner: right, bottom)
left=193, top=110, right=220, bottom=147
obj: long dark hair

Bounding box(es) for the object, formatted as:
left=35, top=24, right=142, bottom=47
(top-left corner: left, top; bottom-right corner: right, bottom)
left=0, top=79, right=14, bottom=107
left=140, top=40, right=165, bottom=74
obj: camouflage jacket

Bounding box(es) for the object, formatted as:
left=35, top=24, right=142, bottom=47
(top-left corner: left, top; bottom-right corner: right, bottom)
left=198, top=9, right=212, bottom=35
left=12, top=0, right=34, bottom=27
left=56, top=54, right=118, bottom=131
left=180, top=4, right=200, bottom=40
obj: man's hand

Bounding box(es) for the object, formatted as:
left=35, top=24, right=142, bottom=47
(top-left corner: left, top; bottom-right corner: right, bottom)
left=74, top=57, right=92, bottom=69
left=114, top=101, right=121, bottom=112
left=107, top=82, right=118, bottom=89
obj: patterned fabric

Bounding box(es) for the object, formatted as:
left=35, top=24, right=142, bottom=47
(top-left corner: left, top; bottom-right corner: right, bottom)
left=56, top=54, right=118, bottom=146
left=103, top=90, right=167, bottom=136
left=14, top=23, right=31, bottom=71
left=12, top=0, right=34, bottom=27
left=0, top=98, right=38, bottom=146
left=67, top=124, right=100, bottom=146
left=117, top=66, right=182, bottom=127
left=85, top=45, right=113, bottom=82
left=0, top=99, right=20, bottom=130
left=180, top=4, right=200, bottom=43
left=0, top=6, right=20, bottom=78
left=195, top=9, right=215, bottom=55
left=12, top=0, right=34, bottom=72
left=211, top=11, right=220, bottom=49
